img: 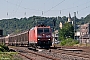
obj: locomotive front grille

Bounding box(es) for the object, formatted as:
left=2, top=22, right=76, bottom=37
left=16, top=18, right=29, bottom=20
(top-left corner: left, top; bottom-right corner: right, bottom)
left=37, top=40, right=52, bottom=46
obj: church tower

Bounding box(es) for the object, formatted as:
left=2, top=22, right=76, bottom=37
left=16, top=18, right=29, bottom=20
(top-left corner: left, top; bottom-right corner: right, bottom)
left=59, top=22, right=62, bottom=29
left=68, top=13, right=71, bottom=22
left=68, top=13, right=73, bottom=25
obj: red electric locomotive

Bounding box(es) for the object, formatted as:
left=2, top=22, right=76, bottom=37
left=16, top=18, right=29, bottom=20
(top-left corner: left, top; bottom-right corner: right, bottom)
left=29, top=24, right=52, bottom=48
left=4, top=24, right=52, bottom=48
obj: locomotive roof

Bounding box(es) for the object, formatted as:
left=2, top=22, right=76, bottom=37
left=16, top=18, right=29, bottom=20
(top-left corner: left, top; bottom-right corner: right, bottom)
left=30, top=24, right=50, bottom=31
left=36, top=24, right=50, bottom=27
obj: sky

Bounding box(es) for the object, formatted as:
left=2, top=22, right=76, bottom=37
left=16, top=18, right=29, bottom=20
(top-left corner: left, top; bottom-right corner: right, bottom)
left=0, top=0, right=90, bottom=19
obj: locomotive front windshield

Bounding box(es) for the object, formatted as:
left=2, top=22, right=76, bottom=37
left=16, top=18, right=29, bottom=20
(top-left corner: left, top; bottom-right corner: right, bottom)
left=37, top=28, right=50, bottom=34
left=44, top=28, right=49, bottom=33
left=37, top=28, right=43, bottom=34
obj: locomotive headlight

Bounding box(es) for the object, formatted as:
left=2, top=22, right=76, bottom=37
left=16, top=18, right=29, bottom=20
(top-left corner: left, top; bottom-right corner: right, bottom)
left=38, top=39, right=40, bottom=40
left=46, top=35, right=51, bottom=38
left=48, top=39, right=50, bottom=40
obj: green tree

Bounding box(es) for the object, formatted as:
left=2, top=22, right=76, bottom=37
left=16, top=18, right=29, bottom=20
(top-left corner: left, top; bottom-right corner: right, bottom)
left=58, top=23, right=74, bottom=41
left=58, top=23, right=79, bottom=46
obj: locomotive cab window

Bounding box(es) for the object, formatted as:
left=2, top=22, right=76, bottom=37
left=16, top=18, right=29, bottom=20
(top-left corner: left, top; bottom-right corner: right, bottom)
left=37, top=28, right=50, bottom=34
left=44, top=28, right=49, bottom=33
left=37, top=28, right=43, bottom=34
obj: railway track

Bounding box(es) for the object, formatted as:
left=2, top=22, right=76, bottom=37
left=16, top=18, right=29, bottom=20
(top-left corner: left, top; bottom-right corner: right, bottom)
left=38, top=47, right=90, bottom=60
left=9, top=46, right=61, bottom=60
left=9, top=46, right=90, bottom=60
left=18, top=52, right=35, bottom=60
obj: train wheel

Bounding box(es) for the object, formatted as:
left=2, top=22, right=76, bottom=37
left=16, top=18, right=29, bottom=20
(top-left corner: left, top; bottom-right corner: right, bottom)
left=33, top=43, right=37, bottom=50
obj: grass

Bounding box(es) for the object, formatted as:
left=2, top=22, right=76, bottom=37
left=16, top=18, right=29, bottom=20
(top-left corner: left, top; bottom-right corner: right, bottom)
left=0, top=45, right=23, bottom=60
left=75, top=43, right=90, bottom=47
left=0, top=52, right=23, bottom=60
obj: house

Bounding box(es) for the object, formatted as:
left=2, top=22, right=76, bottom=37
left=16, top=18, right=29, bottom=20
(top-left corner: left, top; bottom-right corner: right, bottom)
left=79, top=23, right=90, bottom=44
left=52, top=30, right=59, bottom=44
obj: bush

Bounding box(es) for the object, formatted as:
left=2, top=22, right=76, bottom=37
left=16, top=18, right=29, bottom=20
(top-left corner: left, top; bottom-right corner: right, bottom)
left=0, top=44, right=9, bottom=52
left=60, top=38, right=79, bottom=46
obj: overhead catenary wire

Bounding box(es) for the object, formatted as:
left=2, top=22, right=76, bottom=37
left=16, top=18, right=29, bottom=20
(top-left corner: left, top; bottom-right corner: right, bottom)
left=45, top=1, right=90, bottom=11
left=70, top=5, right=90, bottom=15
left=4, top=0, right=90, bottom=13
left=3, top=0, right=90, bottom=17
left=4, top=0, right=42, bottom=11
left=44, top=0, right=90, bottom=15
left=44, top=0, right=66, bottom=14
left=13, top=0, right=23, bottom=17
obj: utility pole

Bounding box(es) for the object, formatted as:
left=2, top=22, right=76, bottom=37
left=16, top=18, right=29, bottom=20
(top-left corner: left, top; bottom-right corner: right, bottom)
left=53, top=19, right=56, bottom=47
left=33, top=17, right=37, bottom=26
left=74, top=12, right=76, bottom=40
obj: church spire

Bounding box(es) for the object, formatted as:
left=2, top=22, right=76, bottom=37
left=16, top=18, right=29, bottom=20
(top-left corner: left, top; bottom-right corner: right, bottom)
left=69, top=13, right=71, bottom=19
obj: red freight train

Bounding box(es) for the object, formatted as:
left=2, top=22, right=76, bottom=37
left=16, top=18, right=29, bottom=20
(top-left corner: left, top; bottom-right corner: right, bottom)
left=29, top=24, right=52, bottom=48
left=0, top=24, right=53, bottom=48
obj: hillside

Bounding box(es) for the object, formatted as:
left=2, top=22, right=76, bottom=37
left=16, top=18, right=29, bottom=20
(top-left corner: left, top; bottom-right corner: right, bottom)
left=0, top=16, right=58, bottom=35
left=0, top=14, right=90, bottom=36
